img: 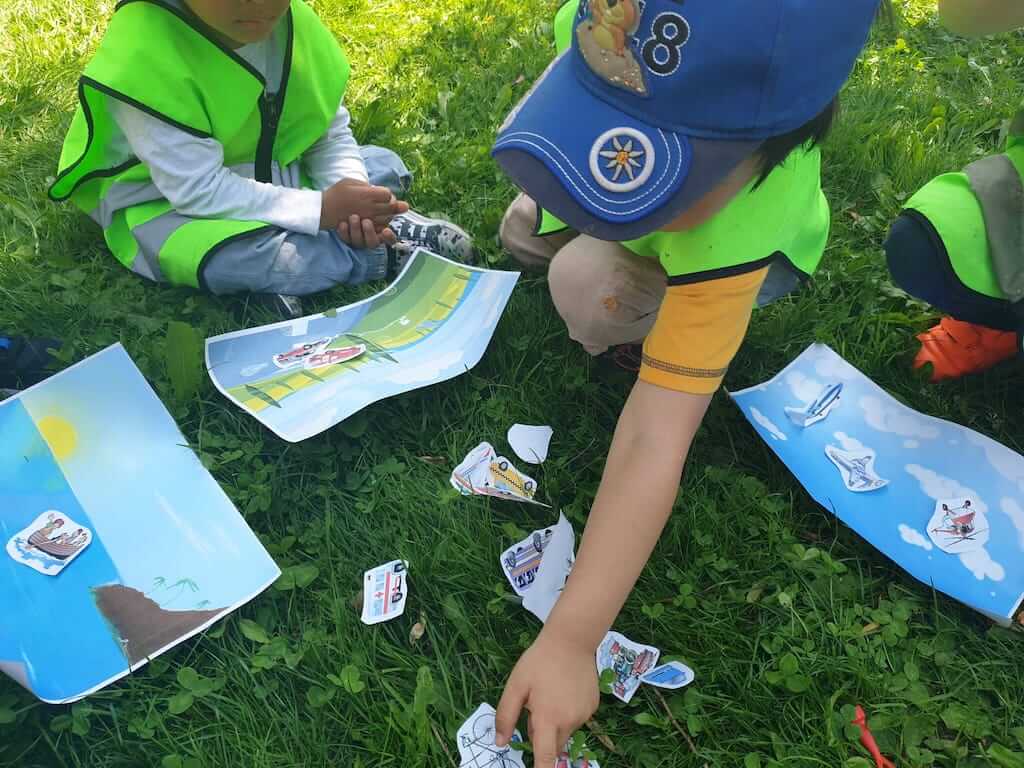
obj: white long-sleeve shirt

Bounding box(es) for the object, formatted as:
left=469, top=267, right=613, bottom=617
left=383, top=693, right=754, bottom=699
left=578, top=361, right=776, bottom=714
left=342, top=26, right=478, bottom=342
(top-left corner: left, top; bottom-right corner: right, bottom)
left=107, top=19, right=367, bottom=236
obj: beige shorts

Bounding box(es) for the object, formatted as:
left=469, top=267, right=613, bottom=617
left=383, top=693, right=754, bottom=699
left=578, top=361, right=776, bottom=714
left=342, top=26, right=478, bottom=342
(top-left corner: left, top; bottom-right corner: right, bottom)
left=499, top=193, right=667, bottom=356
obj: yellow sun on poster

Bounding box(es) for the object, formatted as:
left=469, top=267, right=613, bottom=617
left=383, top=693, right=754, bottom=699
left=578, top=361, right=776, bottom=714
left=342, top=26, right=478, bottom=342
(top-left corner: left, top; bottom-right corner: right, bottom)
left=36, top=416, right=78, bottom=461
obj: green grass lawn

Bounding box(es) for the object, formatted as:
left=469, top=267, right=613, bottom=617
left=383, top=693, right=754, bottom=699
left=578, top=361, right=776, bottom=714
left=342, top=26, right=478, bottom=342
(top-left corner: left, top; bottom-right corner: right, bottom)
left=3, top=0, right=1024, bottom=766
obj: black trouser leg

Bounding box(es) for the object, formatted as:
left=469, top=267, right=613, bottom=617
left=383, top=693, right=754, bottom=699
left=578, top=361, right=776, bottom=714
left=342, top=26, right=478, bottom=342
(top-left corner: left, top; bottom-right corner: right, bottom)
left=884, top=210, right=1019, bottom=333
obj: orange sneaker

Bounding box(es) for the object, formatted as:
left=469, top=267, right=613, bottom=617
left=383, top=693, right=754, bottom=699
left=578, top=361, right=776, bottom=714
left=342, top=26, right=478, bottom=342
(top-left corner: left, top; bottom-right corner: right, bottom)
left=913, top=317, right=1019, bottom=381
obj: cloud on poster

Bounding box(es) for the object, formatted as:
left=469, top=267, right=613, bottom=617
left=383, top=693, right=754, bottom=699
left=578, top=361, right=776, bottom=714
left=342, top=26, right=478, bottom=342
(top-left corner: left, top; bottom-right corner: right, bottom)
left=785, top=371, right=824, bottom=404
left=859, top=396, right=940, bottom=441
left=750, top=407, right=786, bottom=441
left=960, top=547, right=1005, bottom=582
left=1000, top=497, right=1024, bottom=551
left=898, top=524, right=933, bottom=551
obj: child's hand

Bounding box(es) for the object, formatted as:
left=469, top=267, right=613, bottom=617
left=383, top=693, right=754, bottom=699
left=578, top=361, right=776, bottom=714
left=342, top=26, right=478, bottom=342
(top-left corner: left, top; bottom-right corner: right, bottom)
left=320, top=178, right=408, bottom=231
left=337, top=216, right=398, bottom=250
left=494, top=629, right=600, bottom=767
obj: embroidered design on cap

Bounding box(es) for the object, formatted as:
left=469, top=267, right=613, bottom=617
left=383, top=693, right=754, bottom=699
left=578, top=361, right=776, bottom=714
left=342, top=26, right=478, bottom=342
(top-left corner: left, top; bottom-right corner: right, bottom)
left=589, top=127, right=655, bottom=192
left=576, top=0, right=691, bottom=95
left=576, top=0, right=648, bottom=96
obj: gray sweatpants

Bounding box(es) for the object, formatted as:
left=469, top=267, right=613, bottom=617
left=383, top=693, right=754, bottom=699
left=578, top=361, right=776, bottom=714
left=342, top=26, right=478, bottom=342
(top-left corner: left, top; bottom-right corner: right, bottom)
left=203, top=146, right=411, bottom=296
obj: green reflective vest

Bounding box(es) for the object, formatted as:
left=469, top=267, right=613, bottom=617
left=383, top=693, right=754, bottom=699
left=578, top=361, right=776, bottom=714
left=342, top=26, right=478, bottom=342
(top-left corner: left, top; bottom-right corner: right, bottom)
left=904, top=111, right=1024, bottom=304
left=538, top=1, right=830, bottom=289
left=49, top=0, right=349, bottom=289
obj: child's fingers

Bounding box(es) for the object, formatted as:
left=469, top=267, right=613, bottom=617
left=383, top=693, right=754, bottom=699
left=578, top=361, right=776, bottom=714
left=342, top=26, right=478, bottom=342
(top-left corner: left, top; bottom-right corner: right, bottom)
left=379, top=227, right=397, bottom=246
left=495, top=678, right=528, bottom=746
left=364, top=185, right=395, bottom=203
left=393, top=199, right=410, bottom=214
left=337, top=220, right=351, bottom=244
left=360, top=218, right=381, bottom=249
left=348, top=214, right=365, bottom=249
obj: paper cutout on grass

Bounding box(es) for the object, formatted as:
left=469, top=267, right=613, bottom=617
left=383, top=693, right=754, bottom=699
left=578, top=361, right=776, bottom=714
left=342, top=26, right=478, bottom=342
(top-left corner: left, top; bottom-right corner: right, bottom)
left=507, top=424, right=553, bottom=464
left=641, top=660, right=695, bottom=690
left=596, top=631, right=660, bottom=703
left=456, top=703, right=525, bottom=768
left=360, top=559, right=409, bottom=625
left=500, top=526, right=555, bottom=597
left=729, top=343, right=1024, bottom=625
left=205, top=250, right=519, bottom=442
left=522, top=513, right=575, bottom=622
left=0, top=344, right=280, bottom=703
left=451, top=442, right=547, bottom=506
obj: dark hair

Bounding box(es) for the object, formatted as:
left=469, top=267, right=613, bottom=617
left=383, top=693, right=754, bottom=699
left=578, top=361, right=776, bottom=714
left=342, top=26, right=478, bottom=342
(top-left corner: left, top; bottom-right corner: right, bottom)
left=754, top=97, right=838, bottom=186
left=752, top=0, right=892, bottom=185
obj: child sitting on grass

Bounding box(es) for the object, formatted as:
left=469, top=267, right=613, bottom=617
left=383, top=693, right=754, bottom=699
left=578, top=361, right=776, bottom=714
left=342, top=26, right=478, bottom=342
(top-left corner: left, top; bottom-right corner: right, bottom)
left=884, top=0, right=1024, bottom=380
left=49, top=0, right=473, bottom=317
left=490, top=0, right=883, bottom=763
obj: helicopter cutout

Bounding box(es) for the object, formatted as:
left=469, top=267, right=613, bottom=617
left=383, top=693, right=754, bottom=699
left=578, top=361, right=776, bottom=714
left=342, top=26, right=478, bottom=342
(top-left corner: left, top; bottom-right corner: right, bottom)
left=927, top=496, right=989, bottom=555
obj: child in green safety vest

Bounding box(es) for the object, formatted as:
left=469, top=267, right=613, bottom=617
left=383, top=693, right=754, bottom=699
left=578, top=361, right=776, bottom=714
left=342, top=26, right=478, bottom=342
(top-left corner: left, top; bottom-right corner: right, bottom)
left=50, top=0, right=475, bottom=317
left=489, top=1, right=882, bottom=763
left=885, top=0, right=1024, bottom=380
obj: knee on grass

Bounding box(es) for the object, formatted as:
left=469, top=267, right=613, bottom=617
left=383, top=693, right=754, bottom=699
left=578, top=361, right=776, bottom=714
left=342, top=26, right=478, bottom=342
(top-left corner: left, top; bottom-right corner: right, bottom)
left=548, top=245, right=652, bottom=356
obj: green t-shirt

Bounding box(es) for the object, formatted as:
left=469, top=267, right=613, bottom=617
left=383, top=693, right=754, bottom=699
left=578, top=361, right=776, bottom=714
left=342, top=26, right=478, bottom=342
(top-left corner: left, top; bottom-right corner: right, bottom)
left=623, top=147, right=830, bottom=282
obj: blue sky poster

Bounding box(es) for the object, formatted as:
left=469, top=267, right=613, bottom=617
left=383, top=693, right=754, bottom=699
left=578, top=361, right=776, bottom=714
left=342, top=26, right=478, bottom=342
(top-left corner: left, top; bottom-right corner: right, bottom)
left=729, top=344, right=1024, bottom=625
left=0, top=345, right=280, bottom=703
left=205, top=249, right=519, bottom=442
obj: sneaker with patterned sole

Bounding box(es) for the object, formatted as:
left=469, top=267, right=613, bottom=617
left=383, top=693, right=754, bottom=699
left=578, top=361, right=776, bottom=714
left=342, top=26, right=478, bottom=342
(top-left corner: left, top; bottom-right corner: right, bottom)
left=913, top=317, right=1019, bottom=381
left=388, top=211, right=476, bottom=264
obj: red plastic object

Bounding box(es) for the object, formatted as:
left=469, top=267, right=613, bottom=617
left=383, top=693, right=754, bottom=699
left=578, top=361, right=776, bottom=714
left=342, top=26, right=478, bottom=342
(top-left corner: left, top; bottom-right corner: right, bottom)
left=852, top=705, right=896, bottom=768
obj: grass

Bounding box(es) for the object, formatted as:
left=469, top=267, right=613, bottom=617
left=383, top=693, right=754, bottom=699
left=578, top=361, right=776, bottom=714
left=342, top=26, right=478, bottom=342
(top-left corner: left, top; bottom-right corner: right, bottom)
left=2, top=0, right=1024, bottom=766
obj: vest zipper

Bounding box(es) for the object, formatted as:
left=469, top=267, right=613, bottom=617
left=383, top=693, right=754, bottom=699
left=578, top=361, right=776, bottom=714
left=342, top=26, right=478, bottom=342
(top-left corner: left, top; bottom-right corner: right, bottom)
left=255, top=89, right=283, bottom=183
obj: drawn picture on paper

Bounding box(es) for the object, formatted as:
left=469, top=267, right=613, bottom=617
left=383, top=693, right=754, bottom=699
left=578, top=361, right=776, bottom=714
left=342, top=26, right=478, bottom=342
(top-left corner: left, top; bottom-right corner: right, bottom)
left=927, top=497, right=989, bottom=554
left=206, top=250, right=519, bottom=442
left=6, top=510, right=92, bottom=576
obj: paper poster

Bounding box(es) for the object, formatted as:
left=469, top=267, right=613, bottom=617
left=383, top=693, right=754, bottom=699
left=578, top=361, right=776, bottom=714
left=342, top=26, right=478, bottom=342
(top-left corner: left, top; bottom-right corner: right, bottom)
left=729, top=343, right=1024, bottom=625
left=206, top=249, right=519, bottom=442
left=0, top=345, right=280, bottom=703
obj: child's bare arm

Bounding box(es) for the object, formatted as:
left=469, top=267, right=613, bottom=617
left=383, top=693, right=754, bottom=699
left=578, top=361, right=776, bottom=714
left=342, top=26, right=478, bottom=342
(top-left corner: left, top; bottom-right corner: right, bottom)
left=495, top=380, right=712, bottom=767
left=938, top=0, right=1024, bottom=36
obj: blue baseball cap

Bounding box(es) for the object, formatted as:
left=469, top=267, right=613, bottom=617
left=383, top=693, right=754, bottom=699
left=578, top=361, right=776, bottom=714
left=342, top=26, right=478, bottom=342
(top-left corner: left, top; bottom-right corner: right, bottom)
left=493, top=0, right=880, bottom=240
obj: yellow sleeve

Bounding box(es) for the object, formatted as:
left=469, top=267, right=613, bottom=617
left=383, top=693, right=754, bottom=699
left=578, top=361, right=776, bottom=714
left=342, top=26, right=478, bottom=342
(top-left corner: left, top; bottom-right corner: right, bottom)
left=639, top=267, right=769, bottom=395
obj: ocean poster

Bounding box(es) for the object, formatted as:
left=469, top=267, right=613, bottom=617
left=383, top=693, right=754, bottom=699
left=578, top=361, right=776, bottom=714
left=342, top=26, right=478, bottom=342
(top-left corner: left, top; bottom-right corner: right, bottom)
left=205, top=249, right=519, bottom=442
left=0, top=345, right=280, bottom=703
left=729, top=344, right=1024, bottom=625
